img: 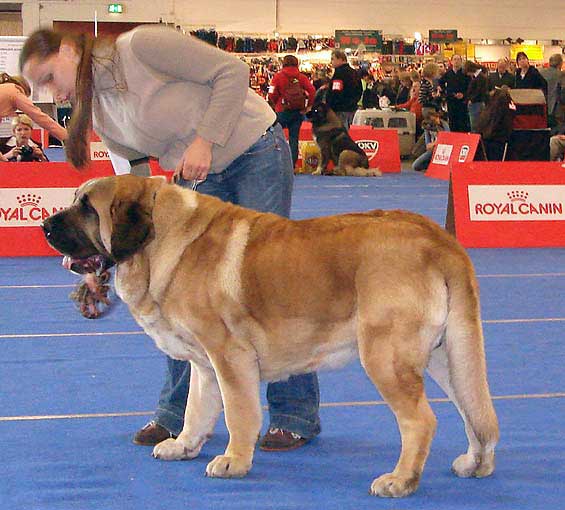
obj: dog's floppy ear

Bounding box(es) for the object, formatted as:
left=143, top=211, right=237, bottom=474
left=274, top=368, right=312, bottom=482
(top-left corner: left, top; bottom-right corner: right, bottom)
left=109, top=200, right=154, bottom=262
left=98, top=176, right=165, bottom=262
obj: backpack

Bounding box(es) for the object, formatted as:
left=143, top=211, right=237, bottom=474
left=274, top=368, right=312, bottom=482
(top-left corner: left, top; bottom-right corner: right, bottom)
left=282, top=75, right=307, bottom=111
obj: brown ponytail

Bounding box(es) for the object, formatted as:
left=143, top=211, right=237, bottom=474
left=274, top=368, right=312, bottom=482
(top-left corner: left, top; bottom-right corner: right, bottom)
left=66, top=34, right=95, bottom=169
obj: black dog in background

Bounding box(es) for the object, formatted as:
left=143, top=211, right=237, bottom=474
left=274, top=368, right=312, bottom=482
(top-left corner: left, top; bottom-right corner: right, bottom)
left=306, top=103, right=380, bottom=176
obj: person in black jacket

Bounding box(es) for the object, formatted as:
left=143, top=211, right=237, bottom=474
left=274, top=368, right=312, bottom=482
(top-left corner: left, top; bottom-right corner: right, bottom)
left=464, top=61, right=489, bottom=132
left=326, top=49, right=362, bottom=130
left=514, top=51, right=547, bottom=95
left=439, top=55, right=470, bottom=132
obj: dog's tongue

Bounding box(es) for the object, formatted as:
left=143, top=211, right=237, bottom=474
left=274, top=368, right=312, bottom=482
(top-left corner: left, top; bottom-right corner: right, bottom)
left=62, top=254, right=107, bottom=275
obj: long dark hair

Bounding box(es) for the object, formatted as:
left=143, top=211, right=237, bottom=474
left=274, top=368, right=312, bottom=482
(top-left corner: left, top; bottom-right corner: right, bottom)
left=20, top=29, right=95, bottom=169
left=476, top=88, right=514, bottom=142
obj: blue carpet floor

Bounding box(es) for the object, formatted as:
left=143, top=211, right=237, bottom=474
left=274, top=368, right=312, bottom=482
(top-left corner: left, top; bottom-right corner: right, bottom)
left=1, top=172, right=564, bottom=509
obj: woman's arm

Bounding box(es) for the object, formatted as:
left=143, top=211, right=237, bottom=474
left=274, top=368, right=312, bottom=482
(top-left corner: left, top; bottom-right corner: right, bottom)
left=13, top=90, right=67, bottom=142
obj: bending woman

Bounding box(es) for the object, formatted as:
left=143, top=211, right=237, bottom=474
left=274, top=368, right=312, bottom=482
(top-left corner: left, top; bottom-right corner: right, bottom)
left=20, top=25, right=320, bottom=452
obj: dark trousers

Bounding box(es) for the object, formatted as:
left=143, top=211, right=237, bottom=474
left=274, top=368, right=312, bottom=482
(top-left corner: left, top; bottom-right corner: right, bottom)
left=277, top=109, right=304, bottom=167
left=446, top=99, right=470, bottom=132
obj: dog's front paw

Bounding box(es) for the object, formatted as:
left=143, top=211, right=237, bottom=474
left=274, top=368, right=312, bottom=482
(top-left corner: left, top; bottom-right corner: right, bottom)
left=311, top=167, right=323, bottom=175
left=205, top=454, right=251, bottom=478
left=369, top=473, right=419, bottom=498
left=152, top=438, right=200, bottom=461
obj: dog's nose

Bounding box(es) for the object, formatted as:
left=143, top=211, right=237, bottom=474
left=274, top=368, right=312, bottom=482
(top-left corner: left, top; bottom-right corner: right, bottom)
left=41, top=219, right=53, bottom=238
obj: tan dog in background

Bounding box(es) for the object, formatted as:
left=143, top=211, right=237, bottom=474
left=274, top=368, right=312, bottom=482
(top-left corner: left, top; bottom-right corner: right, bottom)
left=42, top=175, right=498, bottom=498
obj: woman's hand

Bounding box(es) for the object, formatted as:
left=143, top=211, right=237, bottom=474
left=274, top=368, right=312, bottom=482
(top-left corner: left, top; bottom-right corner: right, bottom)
left=174, top=136, right=213, bottom=182
left=5, top=146, right=20, bottom=160
left=32, top=146, right=46, bottom=161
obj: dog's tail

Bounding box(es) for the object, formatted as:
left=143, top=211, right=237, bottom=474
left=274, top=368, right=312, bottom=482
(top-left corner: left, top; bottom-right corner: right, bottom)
left=441, top=250, right=499, bottom=451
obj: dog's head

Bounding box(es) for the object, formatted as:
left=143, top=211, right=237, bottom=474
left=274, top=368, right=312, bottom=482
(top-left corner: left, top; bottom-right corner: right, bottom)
left=42, top=174, right=167, bottom=274
left=306, top=101, right=331, bottom=126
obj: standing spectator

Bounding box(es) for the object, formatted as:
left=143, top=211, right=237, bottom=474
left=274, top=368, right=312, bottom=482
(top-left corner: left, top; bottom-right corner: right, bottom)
left=488, top=58, right=514, bottom=91
left=326, top=49, right=363, bottom=130
left=540, top=54, right=564, bottom=128
left=268, top=55, right=315, bottom=169
left=464, top=61, right=489, bottom=132
left=418, top=62, right=442, bottom=117
left=359, top=69, right=378, bottom=109
left=439, top=55, right=470, bottom=132
left=514, top=51, right=547, bottom=95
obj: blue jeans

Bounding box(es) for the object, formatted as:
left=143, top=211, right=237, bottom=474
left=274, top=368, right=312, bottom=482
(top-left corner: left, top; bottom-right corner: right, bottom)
left=154, top=124, right=321, bottom=439
left=276, top=110, right=304, bottom=167
left=468, top=102, right=485, bottom=133
left=412, top=150, right=433, bottom=171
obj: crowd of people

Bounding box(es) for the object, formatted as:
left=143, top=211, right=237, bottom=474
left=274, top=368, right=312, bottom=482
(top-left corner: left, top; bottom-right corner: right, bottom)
left=277, top=50, right=565, bottom=169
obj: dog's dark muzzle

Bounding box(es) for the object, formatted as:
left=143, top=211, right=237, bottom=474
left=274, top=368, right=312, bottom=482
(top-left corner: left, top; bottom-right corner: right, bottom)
left=42, top=213, right=115, bottom=275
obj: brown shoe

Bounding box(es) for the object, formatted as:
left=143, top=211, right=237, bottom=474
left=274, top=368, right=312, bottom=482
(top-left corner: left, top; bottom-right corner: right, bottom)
left=258, top=427, right=309, bottom=452
left=132, top=421, right=177, bottom=446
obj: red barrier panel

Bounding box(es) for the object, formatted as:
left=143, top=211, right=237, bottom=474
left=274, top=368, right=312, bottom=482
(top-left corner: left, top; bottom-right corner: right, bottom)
left=297, top=123, right=401, bottom=172
left=0, top=161, right=115, bottom=256
left=451, top=161, right=565, bottom=247
left=425, top=131, right=480, bottom=180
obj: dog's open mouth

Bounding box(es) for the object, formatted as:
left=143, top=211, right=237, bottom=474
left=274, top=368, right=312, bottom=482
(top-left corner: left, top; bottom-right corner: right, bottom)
left=62, top=254, right=112, bottom=275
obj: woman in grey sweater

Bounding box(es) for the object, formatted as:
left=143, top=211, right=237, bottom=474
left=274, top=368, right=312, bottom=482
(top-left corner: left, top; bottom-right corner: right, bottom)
left=20, top=24, right=320, bottom=451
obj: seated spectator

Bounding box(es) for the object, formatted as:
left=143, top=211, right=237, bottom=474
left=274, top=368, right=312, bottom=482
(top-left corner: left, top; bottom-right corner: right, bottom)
left=475, top=87, right=515, bottom=161
left=0, top=114, right=49, bottom=162
left=412, top=109, right=450, bottom=172
left=549, top=123, right=565, bottom=161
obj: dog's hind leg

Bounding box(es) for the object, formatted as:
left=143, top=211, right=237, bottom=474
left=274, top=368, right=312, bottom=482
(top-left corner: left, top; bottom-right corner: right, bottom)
left=153, top=362, right=222, bottom=461
left=427, top=337, right=498, bottom=478
left=358, top=320, right=437, bottom=497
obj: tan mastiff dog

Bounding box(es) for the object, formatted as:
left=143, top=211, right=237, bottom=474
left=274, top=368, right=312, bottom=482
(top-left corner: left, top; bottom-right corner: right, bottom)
left=42, top=174, right=499, bottom=498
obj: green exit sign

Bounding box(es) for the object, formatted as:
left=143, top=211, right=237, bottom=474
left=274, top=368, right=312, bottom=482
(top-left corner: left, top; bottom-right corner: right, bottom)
left=108, top=3, right=123, bottom=13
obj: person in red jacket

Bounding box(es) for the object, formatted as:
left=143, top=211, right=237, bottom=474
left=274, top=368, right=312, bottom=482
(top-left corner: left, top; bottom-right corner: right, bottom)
left=268, top=55, right=315, bottom=168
